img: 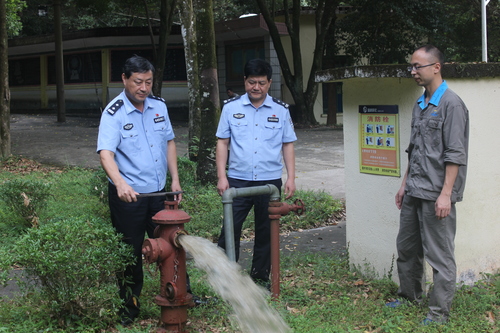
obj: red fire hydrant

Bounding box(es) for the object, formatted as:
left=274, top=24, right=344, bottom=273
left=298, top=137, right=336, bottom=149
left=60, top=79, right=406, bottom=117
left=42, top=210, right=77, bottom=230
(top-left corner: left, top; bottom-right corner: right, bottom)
left=142, top=200, right=192, bottom=333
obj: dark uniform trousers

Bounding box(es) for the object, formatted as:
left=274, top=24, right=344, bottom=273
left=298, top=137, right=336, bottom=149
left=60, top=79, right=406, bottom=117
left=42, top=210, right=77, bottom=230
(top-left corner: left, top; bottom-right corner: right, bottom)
left=217, top=177, right=282, bottom=281
left=108, top=183, right=164, bottom=321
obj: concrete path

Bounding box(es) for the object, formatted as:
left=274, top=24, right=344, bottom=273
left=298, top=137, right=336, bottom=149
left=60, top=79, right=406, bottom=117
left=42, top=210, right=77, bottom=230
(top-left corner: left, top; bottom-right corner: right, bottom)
left=9, top=114, right=345, bottom=199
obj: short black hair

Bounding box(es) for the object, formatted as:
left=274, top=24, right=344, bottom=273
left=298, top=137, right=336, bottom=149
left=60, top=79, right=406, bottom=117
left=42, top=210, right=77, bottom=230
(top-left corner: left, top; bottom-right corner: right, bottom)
left=123, top=55, right=155, bottom=78
left=415, top=44, right=445, bottom=66
left=244, top=59, right=272, bottom=80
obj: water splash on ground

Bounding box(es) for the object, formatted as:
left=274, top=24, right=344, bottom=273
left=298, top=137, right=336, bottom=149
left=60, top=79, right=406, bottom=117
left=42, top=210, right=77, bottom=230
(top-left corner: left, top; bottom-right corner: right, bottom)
left=178, top=235, right=291, bottom=333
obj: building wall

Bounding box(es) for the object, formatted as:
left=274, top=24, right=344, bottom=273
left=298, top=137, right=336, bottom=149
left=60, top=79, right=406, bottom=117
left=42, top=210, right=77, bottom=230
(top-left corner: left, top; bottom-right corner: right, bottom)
left=449, top=78, right=500, bottom=284
left=9, top=17, right=328, bottom=122
left=342, top=76, right=500, bottom=284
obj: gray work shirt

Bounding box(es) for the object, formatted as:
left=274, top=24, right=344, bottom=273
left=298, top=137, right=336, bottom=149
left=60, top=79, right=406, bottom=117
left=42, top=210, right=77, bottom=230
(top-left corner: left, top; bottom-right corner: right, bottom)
left=405, top=82, right=469, bottom=203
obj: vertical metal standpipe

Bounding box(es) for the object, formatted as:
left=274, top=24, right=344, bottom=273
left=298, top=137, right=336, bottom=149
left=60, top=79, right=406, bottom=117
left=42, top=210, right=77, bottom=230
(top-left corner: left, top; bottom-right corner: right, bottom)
left=482, top=0, right=491, bottom=62
left=221, top=185, right=281, bottom=261
left=269, top=200, right=282, bottom=300
left=268, top=199, right=306, bottom=300
left=222, top=188, right=237, bottom=262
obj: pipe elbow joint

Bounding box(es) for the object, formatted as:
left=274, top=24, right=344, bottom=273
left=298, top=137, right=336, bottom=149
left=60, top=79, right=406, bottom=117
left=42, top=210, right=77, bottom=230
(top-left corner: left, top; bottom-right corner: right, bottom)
left=266, top=184, right=281, bottom=201
left=221, top=187, right=237, bottom=203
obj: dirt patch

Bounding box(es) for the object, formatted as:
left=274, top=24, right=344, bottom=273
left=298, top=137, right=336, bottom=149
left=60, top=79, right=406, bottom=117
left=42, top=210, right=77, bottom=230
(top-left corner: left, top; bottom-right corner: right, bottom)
left=1, top=156, right=64, bottom=175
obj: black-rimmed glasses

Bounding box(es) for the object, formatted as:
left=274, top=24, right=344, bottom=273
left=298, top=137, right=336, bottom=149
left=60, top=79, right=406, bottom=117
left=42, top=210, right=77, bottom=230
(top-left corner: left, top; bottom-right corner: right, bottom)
left=407, top=63, right=436, bottom=72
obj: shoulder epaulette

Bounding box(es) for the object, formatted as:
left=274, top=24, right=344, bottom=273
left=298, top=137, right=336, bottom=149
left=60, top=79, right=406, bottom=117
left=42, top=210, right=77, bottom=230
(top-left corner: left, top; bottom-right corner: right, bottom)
left=149, top=95, right=168, bottom=107
left=223, top=95, right=242, bottom=105
left=106, top=99, right=124, bottom=115
left=272, top=97, right=289, bottom=109
left=149, top=95, right=166, bottom=103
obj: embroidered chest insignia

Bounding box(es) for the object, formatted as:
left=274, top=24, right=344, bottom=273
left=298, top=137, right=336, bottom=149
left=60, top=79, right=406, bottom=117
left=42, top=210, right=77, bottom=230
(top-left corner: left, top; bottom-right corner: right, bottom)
left=233, top=113, right=245, bottom=119
left=154, top=116, right=165, bottom=123
left=431, top=110, right=439, bottom=117
left=107, top=99, right=124, bottom=115
left=123, top=123, right=134, bottom=130
left=267, top=116, right=279, bottom=123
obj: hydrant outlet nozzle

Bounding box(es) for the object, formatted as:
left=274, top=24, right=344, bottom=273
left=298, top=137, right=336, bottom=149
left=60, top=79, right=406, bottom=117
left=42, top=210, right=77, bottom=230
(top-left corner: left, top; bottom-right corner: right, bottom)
left=173, top=230, right=189, bottom=248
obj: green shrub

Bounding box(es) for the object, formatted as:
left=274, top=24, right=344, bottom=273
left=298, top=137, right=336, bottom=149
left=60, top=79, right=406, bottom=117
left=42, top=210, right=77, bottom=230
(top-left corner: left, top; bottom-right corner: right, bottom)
left=173, top=156, right=199, bottom=188
left=89, top=168, right=109, bottom=205
left=10, top=217, right=134, bottom=329
left=0, top=179, right=52, bottom=229
left=182, top=184, right=223, bottom=241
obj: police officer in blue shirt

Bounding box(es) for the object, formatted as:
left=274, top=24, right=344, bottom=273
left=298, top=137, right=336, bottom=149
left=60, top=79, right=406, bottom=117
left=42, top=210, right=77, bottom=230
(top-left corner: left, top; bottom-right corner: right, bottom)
left=97, top=55, right=182, bottom=326
left=216, top=59, right=297, bottom=286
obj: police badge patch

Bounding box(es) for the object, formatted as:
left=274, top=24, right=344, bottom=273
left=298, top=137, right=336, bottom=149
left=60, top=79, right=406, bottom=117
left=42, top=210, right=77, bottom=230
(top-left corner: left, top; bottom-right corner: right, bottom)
left=123, top=123, right=134, bottom=130
left=154, top=116, right=165, bottom=123
left=233, top=113, right=245, bottom=119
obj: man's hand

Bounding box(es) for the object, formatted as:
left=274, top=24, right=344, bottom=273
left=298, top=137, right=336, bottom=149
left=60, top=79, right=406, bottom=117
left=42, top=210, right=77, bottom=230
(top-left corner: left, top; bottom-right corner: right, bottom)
left=435, top=194, right=451, bottom=220
left=284, top=178, right=296, bottom=200
left=171, top=179, right=183, bottom=203
left=116, top=182, right=139, bottom=203
left=395, top=186, right=405, bottom=210
left=434, top=163, right=458, bottom=220
left=217, top=177, right=229, bottom=196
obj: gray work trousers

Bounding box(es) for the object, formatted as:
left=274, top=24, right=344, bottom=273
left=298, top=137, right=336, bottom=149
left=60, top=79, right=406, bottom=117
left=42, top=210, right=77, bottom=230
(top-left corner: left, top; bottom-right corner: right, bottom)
left=396, top=195, right=457, bottom=323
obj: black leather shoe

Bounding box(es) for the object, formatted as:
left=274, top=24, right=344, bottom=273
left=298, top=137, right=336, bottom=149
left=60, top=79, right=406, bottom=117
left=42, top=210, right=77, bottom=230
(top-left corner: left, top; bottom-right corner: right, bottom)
left=189, top=294, right=219, bottom=307
left=252, top=278, right=271, bottom=291
left=120, top=316, right=134, bottom=327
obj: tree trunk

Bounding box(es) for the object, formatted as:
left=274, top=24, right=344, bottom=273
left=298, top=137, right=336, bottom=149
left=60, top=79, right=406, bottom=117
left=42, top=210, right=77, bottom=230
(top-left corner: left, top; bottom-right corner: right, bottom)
left=324, top=14, right=338, bottom=126
left=153, top=0, right=177, bottom=97
left=194, top=0, right=219, bottom=184
left=54, top=0, right=66, bottom=123
left=255, top=0, right=338, bottom=126
left=326, top=83, right=338, bottom=126
left=142, top=0, right=157, bottom=62
left=177, top=0, right=201, bottom=162
left=0, top=0, right=10, bottom=158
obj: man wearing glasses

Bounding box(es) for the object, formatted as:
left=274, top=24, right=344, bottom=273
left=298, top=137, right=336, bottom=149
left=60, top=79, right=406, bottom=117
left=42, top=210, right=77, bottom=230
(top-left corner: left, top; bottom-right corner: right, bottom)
left=387, top=45, right=469, bottom=325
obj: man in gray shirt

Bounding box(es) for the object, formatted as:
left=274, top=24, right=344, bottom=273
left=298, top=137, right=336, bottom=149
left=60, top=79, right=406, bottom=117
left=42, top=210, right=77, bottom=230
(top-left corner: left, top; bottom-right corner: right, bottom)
left=387, top=45, right=469, bottom=325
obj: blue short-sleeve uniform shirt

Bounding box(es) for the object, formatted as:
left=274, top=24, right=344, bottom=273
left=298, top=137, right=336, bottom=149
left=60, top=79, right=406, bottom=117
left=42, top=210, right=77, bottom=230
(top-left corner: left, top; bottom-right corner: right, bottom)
left=97, top=90, right=175, bottom=193
left=216, top=93, right=297, bottom=181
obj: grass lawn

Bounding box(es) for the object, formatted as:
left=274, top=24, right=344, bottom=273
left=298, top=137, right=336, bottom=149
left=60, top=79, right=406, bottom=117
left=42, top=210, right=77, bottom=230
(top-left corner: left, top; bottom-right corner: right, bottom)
left=0, top=157, right=498, bottom=332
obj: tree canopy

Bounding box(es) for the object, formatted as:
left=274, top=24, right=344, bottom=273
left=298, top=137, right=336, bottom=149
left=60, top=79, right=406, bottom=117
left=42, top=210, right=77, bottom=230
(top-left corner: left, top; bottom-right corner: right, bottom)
left=12, top=0, right=500, bottom=64
left=432, top=0, right=500, bottom=62
left=337, top=0, right=500, bottom=64
left=6, top=0, right=26, bottom=37
left=17, top=0, right=162, bottom=36
left=6, top=0, right=500, bottom=129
